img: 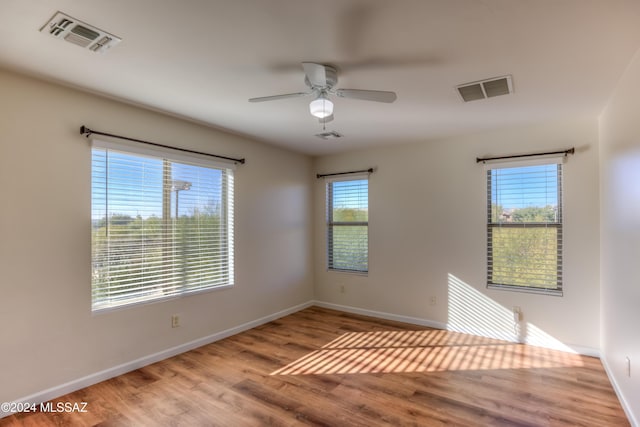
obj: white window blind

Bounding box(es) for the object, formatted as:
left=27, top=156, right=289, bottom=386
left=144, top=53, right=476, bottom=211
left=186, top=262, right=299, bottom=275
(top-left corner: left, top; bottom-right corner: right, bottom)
left=326, top=176, right=368, bottom=273
left=487, top=161, right=563, bottom=295
left=91, top=140, right=234, bottom=311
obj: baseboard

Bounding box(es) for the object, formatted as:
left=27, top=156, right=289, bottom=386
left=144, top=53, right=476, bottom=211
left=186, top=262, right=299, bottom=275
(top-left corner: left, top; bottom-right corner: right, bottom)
left=1, top=300, right=314, bottom=419
left=313, top=300, right=448, bottom=330
left=601, top=355, right=638, bottom=427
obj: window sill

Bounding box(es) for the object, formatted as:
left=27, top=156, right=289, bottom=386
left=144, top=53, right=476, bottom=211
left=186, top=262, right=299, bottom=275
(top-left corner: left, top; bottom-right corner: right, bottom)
left=487, top=283, right=563, bottom=297
left=327, top=268, right=368, bottom=277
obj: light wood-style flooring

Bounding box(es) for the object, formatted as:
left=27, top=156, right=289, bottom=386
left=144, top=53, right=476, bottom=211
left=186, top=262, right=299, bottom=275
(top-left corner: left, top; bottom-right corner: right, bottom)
left=1, top=306, right=629, bottom=426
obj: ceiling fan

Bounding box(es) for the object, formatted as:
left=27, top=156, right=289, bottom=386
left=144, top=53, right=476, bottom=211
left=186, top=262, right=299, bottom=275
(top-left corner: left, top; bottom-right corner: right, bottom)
left=249, top=62, right=397, bottom=123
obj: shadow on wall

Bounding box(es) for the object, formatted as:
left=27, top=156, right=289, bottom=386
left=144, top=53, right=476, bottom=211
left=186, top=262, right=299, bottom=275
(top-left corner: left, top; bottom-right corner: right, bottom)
left=447, top=273, right=574, bottom=353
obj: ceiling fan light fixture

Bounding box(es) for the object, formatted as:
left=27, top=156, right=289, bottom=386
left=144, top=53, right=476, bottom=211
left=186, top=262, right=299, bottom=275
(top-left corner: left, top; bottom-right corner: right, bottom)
left=309, top=95, right=334, bottom=118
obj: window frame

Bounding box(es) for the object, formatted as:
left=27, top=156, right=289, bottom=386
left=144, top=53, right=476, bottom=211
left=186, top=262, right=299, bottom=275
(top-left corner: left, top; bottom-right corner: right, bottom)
left=90, top=138, right=235, bottom=312
left=326, top=174, right=369, bottom=274
left=485, top=159, right=563, bottom=296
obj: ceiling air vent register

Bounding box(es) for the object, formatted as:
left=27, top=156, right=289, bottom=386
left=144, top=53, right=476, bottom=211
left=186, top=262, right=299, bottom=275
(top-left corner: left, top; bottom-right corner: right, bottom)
left=456, top=75, right=513, bottom=102
left=40, top=12, right=121, bottom=53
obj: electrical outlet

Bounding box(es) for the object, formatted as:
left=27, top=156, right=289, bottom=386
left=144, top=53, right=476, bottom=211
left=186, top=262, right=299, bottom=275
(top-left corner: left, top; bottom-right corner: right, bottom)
left=429, top=296, right=436, bottom=306
left=512, top=306, right=521, bottom=322
left=339, top=284, right=346, bottom=294
left=171, top=314, right=180, bottom=328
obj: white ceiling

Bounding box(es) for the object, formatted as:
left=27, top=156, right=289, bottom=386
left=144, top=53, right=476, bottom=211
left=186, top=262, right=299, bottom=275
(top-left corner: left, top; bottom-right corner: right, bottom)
left=1, top=0, right=640, bottom=155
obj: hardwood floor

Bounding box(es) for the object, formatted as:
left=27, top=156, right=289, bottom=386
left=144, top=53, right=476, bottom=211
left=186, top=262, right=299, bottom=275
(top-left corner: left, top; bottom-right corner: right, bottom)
left=1, top=306, right=629, bottom=426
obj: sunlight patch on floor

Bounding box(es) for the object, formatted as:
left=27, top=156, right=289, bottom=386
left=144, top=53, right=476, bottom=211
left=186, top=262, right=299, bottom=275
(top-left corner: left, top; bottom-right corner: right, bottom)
left=271, top=328, right=583, bottom=376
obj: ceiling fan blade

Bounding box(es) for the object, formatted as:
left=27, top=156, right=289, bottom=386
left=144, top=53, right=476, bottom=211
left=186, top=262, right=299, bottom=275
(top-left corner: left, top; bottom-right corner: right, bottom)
left=248, top=92, right=311, bottom=102
left=302, top=62, right=328, bottom=87
left=336, top=89, right=397, bottom=103
left=318, top=114, right=334, bottom=124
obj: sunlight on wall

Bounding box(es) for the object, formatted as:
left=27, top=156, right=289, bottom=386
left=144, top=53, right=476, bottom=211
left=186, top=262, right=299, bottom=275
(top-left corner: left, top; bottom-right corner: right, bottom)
left=447, top=274, right=516, bottom=342
left=524, top=322, right=577, bottom=352
left=447, top=273, right=575, bottom=353
left=271, top=327, right=583, bottom=376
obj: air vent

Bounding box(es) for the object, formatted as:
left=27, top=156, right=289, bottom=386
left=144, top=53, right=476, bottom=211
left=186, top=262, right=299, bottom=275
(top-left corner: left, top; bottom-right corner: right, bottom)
left=315, top=131, right=343, bottom=140
left=40, top=12, right=121, bottom=53
left=456, top=75, right=513, bottom=102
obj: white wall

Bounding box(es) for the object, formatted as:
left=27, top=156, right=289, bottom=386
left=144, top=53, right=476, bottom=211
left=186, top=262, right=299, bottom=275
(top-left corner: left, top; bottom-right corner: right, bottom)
left=599, top=48, right=640, bottom=425
left=314, top=118, right=601, bottom=353
left=0, top=68, right=314, bottom=403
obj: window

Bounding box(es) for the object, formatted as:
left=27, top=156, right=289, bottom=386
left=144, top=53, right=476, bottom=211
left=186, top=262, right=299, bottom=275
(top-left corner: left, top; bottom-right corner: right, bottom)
left=486, top=160, right=562, bottom=295
left=91, top=139, right=234, bottom=311
left=326, top=176, right=369, bottom=273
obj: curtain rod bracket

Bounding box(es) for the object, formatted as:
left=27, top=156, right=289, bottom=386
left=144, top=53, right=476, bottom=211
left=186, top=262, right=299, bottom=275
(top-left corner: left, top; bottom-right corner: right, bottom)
left=79, top=125, right=245, bottom=164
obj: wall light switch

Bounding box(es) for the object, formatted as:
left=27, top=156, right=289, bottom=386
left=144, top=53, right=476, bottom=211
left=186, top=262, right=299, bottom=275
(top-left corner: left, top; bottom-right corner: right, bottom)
left=627, top=356, right=631, bottom=377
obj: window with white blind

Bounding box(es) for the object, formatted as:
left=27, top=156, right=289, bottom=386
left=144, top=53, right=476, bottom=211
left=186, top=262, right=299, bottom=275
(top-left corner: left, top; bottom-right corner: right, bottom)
left=326, top=176, right=369, bottom=273
left=91, top=139, right=234, bottom=311
left=486, top=160, right=563, bottom=295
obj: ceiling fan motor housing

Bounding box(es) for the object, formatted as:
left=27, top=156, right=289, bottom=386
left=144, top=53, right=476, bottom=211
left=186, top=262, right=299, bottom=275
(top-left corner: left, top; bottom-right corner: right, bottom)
left=305, top=65, right=338, bottom=89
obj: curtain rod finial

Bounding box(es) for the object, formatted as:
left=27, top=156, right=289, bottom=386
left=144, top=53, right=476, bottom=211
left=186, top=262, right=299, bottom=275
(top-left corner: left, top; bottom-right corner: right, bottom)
left=80, top=125, right=92, bottom=137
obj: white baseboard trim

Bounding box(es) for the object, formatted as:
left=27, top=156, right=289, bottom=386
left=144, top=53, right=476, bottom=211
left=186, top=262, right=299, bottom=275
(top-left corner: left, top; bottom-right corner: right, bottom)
left=601, top=355, right=638, bottom=427
left=1, top=301, right=314, bottom=419
left=313, top=300, right=448, bottom=330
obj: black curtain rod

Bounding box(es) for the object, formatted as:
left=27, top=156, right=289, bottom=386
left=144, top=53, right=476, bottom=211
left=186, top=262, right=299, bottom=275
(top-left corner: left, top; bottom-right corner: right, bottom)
left=316, top=168, right=374, bottom=179
left=80, top=126, right=245, bottom=164
left=476, top=147, right=574, bottom=163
